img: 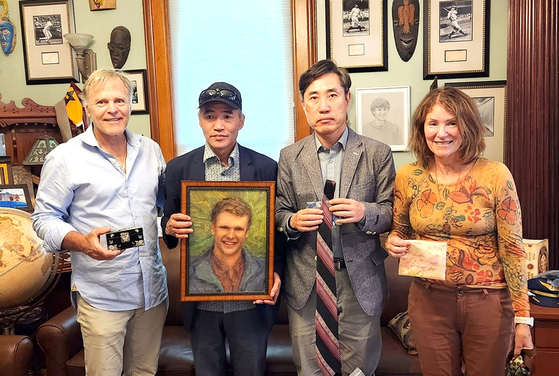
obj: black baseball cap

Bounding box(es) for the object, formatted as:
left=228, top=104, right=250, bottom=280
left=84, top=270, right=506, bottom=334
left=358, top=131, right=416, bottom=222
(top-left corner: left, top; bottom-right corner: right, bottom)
left=198, top=82, right=242, bottom=110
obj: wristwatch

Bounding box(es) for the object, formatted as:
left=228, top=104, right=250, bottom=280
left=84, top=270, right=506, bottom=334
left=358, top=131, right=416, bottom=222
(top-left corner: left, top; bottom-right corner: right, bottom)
left=514, top=316, right=534, bottom=327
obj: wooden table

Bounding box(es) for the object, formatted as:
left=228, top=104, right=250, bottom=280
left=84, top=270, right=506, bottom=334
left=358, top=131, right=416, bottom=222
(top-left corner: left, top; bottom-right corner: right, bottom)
left=530, top=302, right=559, bottom=375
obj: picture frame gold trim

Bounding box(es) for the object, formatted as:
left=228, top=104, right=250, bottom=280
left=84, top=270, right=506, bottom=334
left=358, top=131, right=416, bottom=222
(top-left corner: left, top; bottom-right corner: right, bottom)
left=355, top=86, right=411, bottom=152
left=122, top=69, right=149, bottom=115
left=326, top=0, right=387, bottom=72
left=180, top=181, right=275, bottom=302
left=446, top=80, right=506, bottom=162
left=19, top=0, right=79, bottom=85
left=424, top=0, right=489, bottom=79
left=0, top=156, right=14, bottom=185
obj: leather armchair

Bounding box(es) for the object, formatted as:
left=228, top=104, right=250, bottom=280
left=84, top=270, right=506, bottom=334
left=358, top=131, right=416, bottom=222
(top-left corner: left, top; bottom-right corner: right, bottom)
left=0, top=335, right=34, bottom=376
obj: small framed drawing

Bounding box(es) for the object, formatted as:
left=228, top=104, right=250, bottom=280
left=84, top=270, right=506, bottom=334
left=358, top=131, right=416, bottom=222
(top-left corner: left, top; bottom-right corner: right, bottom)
left=446, top=81, right=506, bottom=162
left=122, top=70, right=149, bottom=114
left=356, top=86, right=411, bottom=151
left=326, top=0, right=387, bottom=72
left=180, top=181, right=275, bottom=302
left=0, top=156, right=14, bottom=185
left=0, top=184, right=33, bottom=212
left=424, top=0, right=490, bottom=79
left=19, top=0, right=79, bottom=85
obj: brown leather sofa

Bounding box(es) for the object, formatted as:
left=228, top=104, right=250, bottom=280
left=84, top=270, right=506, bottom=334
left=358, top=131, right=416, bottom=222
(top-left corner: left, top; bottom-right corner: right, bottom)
left=37, top=239, right=421, bottom=376
left=0, top=335, right=34, bottom=376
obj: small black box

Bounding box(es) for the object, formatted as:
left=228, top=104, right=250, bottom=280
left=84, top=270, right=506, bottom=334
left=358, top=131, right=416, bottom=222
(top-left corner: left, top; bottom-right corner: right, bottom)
left=101, top=226, right=144, bottom=251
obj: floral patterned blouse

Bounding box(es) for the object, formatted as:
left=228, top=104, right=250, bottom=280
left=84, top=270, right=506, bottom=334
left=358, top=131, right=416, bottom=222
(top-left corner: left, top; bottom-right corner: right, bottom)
left=389, top=157, right=529, bottom=317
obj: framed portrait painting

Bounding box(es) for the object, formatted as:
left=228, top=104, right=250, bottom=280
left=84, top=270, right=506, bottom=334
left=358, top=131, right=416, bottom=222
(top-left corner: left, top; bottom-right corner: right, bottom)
left=424, top=0, right=490, bottom=79
left=326, top=0, right=387, bottom=72
left=356, top=86, right=411, bottom=151
left=446, top=80, right=506, bottom=162
left=180, top=181, right=275, bottom=302
left=0, top=184, right=33, bottom=212
left=19, top=0, right=79, bottom=85
left=122, top=70, right=149, bottom=114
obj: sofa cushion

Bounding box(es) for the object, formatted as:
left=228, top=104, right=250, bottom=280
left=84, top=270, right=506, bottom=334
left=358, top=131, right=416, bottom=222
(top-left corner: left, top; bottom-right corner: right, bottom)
left=388, top=311, right=417, bottom=355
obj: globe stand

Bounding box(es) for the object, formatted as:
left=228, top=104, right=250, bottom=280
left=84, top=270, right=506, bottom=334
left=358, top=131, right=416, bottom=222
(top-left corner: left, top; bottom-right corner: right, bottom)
left=0, top=253, right=61, bottom=334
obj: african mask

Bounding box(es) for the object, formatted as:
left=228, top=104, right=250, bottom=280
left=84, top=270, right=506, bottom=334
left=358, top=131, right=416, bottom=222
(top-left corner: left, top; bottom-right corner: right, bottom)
left=392, top=0, right=420, bottom=62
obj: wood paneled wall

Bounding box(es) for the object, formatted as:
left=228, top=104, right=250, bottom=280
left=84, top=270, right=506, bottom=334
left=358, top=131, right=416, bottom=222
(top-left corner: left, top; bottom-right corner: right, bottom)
left=507, top=1, right=559, bottom=269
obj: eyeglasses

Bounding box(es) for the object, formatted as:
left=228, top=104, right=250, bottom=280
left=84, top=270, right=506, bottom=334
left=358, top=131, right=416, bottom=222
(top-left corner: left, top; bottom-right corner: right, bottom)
left=199, top=88, right=239, bottom=103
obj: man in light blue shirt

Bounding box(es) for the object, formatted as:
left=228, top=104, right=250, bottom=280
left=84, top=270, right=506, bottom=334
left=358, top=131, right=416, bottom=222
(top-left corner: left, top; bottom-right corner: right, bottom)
left=32, top=69, right=168, bottom=376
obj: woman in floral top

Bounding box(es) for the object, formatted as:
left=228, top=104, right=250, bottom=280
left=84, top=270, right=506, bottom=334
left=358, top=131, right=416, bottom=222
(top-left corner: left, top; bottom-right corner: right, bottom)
left=385, top=87, right=533, bottom=376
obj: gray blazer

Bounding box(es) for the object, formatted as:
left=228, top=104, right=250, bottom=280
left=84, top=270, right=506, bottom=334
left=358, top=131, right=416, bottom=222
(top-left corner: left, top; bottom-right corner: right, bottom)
left=275, top=127, right=395, bottom=316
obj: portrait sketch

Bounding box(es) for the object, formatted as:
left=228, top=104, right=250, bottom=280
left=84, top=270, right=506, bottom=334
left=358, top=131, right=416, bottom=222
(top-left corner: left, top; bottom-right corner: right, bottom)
left=439, top=1, right=473, bottom=43
left=180, top=181, right=275, bottom=302
left=356, top=86, right=410, bottom=151
left=33, top=15, right=63, bottom=46
left=343, top=0, right=370, bottom=36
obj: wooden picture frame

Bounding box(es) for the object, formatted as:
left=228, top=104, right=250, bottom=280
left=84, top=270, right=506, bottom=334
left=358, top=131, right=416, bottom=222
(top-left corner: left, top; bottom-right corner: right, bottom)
left=0, top=156, right=14, bottom=185
left=326, top=0, right=387, bottom=72
left=446, top=80, right=506, bottom=162
left=356, top=86, right=411, bottom=151
left=122, top=70, right=149, bottom=114
left=0, top=184, right=33, bottom=212
left=424, top=0, right=490, bottom=79
left=19, top=0, right=79, bottom=85
left=180, top=181, right=275, bottom=302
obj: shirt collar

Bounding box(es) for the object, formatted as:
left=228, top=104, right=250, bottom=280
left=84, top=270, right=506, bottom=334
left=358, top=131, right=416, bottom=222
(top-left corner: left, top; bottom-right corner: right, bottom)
left=314, top=126, right=349, bottom=151
left=203, top=143, right=239, bottom=166
left=81, top=125, right=139, bottom=148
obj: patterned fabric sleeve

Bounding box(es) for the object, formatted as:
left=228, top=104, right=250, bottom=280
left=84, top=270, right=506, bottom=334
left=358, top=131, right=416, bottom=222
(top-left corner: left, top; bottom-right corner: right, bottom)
left=389, top=163, right=416, bottom=240
left=493, top=163, right=530, bottom=317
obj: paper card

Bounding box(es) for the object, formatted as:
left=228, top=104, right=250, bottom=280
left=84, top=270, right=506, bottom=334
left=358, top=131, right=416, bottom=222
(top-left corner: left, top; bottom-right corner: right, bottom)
left=398, top=240, right=447, bottom=280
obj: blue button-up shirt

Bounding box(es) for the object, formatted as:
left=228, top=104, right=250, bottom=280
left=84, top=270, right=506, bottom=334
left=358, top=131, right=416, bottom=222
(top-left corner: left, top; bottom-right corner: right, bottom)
left=32, top=126, right=167, bottom=311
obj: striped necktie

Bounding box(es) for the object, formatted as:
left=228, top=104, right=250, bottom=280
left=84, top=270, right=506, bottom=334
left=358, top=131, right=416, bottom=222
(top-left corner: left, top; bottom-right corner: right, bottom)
left=315, top=179, right=341, bottom=376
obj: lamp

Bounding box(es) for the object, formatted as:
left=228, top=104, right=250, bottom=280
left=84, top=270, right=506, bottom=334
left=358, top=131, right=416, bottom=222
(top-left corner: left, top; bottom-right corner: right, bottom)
left=22, top=134, right=59, bottom=166
left=63, top=33, right=97, bottom=83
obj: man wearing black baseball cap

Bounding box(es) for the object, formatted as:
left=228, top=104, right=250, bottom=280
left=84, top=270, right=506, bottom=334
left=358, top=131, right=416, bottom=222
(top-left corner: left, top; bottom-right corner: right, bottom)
left=161, top=82, right=282, bottom=375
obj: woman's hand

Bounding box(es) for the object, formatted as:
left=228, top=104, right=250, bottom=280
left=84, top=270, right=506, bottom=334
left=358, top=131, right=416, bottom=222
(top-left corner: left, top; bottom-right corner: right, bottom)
left=513, top=323, right=534, bottom=357
left=385, top=235, right=411, bottom=258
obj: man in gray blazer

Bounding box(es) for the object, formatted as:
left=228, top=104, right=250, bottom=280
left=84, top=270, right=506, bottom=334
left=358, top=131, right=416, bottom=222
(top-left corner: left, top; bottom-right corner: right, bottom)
left=275, top=59, right=395, bottom=376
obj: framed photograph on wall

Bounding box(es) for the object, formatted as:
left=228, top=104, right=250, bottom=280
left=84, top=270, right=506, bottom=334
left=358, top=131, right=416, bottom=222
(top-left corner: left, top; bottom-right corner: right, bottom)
left=424, top=0, right=490, bottom=79
left=446, top=80, right=506, bottom=162
left=19, top=0, right=79, bottom=85
left=122, top=70, right=149, bottom=114
left=356, top=86, right=411, bottom=151
left=0, top=156, right=14, bottom=185
left=180, top=181, right=275, bottom=302
left=326, top=0, right=387, bottom=72
left=0, top=184, right=33, bottom=212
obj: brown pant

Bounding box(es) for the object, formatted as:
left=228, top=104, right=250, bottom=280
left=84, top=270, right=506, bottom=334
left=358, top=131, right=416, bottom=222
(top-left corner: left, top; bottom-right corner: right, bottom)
left=408, top=279, right=514, bottom=376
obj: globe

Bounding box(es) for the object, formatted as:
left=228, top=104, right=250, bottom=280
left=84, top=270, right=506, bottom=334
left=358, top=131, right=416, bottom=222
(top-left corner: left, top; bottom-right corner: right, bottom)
left=0, top=208, right=59, bottom=313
